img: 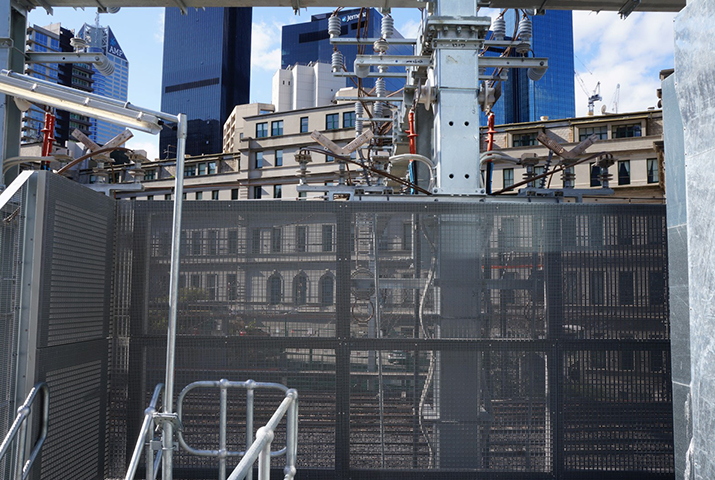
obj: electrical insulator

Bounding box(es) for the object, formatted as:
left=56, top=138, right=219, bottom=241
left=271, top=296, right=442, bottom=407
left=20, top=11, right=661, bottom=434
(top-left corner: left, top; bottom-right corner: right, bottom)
left=381, top=14, right=394, bottom=39
left=331, top=50, right=344, bottom=72
left=517, top=16, right=532, bottom=43
left=373, top=38, right=389, bottom=54
left=375, top=77, right=386, bottom=99
left=355, top=102, right=364, bottom=134
left=491, top=16, right=506, bottom=41
left=328, top=15, right=341, bottom=38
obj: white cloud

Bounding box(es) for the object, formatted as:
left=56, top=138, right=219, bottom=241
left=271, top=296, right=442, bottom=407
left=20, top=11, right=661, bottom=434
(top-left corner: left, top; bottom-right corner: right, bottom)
left=154, top=10, right=165, bottom=44
left=251, top=20, right=282, bottom=73
left=573, top=11, right=676, bottom=116
left=126, top=135, right=160, bottom=162
left=397, top=19, right=421, bottom=39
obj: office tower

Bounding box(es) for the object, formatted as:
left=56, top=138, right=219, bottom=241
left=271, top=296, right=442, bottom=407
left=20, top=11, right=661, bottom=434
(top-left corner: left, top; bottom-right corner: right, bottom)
left=160, top=8, right=252, bottom=157
left=77, top=22, right=129, bottom=144
left=24, top=23, right=93, bottom=145
left=281, top=8, right=411, bottom=92
left=489, top=10, right=575, bottom=126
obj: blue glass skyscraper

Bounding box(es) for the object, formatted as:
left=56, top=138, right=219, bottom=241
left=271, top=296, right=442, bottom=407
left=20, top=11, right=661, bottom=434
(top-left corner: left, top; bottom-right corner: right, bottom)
left=160, top=8, right=252, bottom=157
left=488, top=10, right=575, bottom=126
left=78, top=23, right=129, bottom=145
left=281, top=8, right=411, bottom=91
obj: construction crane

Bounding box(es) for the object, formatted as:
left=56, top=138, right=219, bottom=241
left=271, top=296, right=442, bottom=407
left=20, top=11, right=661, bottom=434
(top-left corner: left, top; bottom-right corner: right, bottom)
left=575, top=71, right=602, bottom=116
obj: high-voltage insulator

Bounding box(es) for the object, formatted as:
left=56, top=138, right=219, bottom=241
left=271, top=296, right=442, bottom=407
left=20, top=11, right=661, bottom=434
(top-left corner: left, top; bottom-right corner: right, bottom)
left=331, top=50, right=344, bottom=72
left=328, top=15, right=342, bottom=38
left=355, top=102, right=364, bottom=134
left=373, top=38, right=389, bottom=54
left=491, top=16, right=506, bottom=41
left=375, top=77, right=386, bottom=98
left=381, top=14, right=394, bottom=39
left=517, top=15, right=532, bottom=42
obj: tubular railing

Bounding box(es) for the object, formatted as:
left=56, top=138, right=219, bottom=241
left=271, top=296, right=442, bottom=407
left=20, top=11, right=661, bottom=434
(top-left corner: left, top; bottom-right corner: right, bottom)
left=126, top=379, right=298, bottom=480
left=176, top=379, right=298, bottom=480
left=0, top=382, right=49, bottom=480
left=125, top=383, right=165, bottom=480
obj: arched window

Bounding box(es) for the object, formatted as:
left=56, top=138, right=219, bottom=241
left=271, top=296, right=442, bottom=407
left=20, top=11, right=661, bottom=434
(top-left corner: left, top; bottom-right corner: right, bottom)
left=293, top=273, right=308, bottom=306
left=319, top=274, right=334, bottom=306
left=268, top=274, right=282, bottom=305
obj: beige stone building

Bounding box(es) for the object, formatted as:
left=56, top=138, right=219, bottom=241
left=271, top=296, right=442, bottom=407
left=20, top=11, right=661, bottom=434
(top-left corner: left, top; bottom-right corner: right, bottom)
left=481, top=110, right=664, bottom=202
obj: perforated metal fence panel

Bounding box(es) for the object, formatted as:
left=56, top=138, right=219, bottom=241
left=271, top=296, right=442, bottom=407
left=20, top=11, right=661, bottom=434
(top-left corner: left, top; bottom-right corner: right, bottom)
left=109, top=199, right=674, bottom=480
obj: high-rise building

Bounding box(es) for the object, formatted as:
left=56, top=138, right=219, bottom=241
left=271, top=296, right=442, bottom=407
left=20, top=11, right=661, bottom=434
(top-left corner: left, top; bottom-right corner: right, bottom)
left=160, top=8, right=252, bottom=158
left=488, top=10, right=575, bottom=125
left=77, top=22, right=129, bottom=145
left=24, top=23, right=93, bottom=145
left=281, top=8, right=411, bottom=92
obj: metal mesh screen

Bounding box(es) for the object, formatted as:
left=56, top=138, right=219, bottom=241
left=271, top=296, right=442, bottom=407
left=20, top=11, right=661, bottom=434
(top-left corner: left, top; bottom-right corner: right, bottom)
left=110, top=200, right=673, bottom=479
left=0, top=178, right=29, bottom=478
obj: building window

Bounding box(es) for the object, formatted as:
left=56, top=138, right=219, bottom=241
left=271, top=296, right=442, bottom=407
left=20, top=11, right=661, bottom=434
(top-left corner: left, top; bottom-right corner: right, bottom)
left=618, top=160, right=630, bottom=185
left=647, top=158, right=659, bottom=184
left=343, top=111, right=355, bottom=128
left=274, top=185, right=282, bottom=198
left=300, top=116, right=309, bottom=133
left=208, top=161, right=217, bottom=175
left=256, top=122, right=268, bottom=138
left=319, top=274, right=334, bottom=306
left=326, top=113, right=339, bottom=130
left=296, top=226, right=307, bottom=253
left=268, top=274, right=282, bottom=305
left=271, top=120, right=284, bottom=136
left=322, top=225, right=334, bottom=252
left=512, top=132, right=538, bottom=147
left=227, top=229, right=238, bottom=254
left=402, top=222, right=412, bottom=251
left=529, top=166, right=544, bottom=187
left=144, top=169, right=156, bottom=180
left=227, top=274, right=237, bottom=301
left=619, top=271, right=634, bottom=305
left=590, top=163, right=601, bottom=187
left=271, top=227, right=282, bottom=253
left=590, top=271, right=605, bottom=305
left=251, top=229, right=262, bottom=254
left=579, top=125, right=608, bottom=141
left=184, top=165, right=196, bottom=177
left=255, top=151, right=263, bottom=169
left=207, top=231, right=219, bottom=256
left=198, top=163, right=206, bottom=175
left=165, top=194, right=172, bottom=200
left=613, top=123, right=642, bottom=138
left=231, top=188, right=239, bottom=200
left=503, top=168, right=514, bottom=188
left=212, top=190, right=219, bottom=200
left=206, top=274, right=217, bottom=300
left=293, top=273, right=308, bottom=306
left=191, top=231, right=202, bottom=256
left=253, top=186, right=262, bottom=199
left=649, top=271, right=665, bottom=306
left=275, top=149, right=283, bottom=167
left=147, top=195, right=154, bottom=201
left=564, top=271, right=578, bottom=304
left=195, top=192, right=203, bottom=200
left=298, top=191, right=307, bottom=198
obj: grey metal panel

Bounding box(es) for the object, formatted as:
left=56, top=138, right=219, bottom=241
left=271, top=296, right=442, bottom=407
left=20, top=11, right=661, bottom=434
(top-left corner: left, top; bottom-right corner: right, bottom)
left=674, top=1, right=715, bottom=478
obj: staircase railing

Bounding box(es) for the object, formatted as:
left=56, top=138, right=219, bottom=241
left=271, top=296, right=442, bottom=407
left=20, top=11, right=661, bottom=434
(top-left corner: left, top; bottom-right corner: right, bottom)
left=0, top=382, right=49, bottom=480
left=126, top=379, right=298, bottom=480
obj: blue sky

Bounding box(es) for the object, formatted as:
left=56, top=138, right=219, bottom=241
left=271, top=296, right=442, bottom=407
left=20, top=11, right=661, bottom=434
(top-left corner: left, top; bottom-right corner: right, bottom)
left=28, top=7, right=677, bottom=160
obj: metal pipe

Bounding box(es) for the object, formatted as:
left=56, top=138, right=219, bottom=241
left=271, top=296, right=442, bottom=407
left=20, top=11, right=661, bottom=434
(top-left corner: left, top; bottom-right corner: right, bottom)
left=246, top=386, right=254, bottom=480
left=257, top=429, right=273, bottom=480
left=219, top=380, right=228, bottom=480
left=125, top=383, right=163, bottom=480
left=162, top=113, right=187, bottom=480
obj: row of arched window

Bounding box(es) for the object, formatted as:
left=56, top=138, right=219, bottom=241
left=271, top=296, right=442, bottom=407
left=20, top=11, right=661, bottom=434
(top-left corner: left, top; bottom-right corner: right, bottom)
left=267, top=273, right=334, bottom=306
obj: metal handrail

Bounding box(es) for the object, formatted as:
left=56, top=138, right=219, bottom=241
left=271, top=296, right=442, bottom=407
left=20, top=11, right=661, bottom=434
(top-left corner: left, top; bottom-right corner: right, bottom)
left=0, top=382, right=49, bottom=480
left=175, top=379, right=298, bottom=480
left=125, top=383, right=165, bottom=480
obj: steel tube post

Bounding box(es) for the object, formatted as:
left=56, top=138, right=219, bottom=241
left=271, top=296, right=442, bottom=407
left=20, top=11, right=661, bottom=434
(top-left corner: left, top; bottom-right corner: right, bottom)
left=219, top=381, right=228, bottom=480
left=246, top=387, right=254, bottom=480
left=13, top=420, right=27, bottom=480
left=257, top=429, right=273, bottom=480
left=162, top=113, right=187, bottom=480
